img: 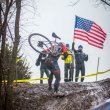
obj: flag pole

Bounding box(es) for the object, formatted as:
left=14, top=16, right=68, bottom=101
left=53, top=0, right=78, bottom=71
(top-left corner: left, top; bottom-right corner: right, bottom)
left=71, top=15, right=76, bottom=81
left=73, top=15, right=77, bottom=42
left=96, top=57, right=100, bottom=81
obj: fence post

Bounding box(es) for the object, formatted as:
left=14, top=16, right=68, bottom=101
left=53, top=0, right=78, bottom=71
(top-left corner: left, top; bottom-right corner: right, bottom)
left=96, top=57, right=100, bottom=81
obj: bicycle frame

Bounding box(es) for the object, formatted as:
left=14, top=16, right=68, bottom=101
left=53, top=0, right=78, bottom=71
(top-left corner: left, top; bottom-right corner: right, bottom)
left=28, top=33, right=73, bottom=55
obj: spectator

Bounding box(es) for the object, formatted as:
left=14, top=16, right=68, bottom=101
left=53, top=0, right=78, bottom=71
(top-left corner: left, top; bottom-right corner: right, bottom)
left=72, top=42, right=88, bottom=82
left=62, top=44, right=73, bottom=82
left=36, top=51, right=49, bottom=84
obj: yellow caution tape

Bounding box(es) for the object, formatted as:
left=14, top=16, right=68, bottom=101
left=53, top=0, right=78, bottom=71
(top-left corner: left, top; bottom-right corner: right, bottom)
left=2, top=78, right=48, bottom=83
left=77, top=69, right=110, bottom=78
left=16, top=58, right=21, bottom=63
left=2, top=69, right=110, bottom=83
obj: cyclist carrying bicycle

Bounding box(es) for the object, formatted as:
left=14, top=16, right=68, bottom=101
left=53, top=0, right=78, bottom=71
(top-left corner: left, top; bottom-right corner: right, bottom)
left=28, top=32, right=69, bottom=95
left=46, top=42, right=68, bottom=94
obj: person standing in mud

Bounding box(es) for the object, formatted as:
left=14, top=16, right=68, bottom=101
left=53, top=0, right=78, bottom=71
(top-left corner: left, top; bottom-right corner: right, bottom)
left=45, top=33, right=68, bottom=94
left=61, top=44, right=73, bottom=82
left=36, top=51, right=49, bottom=84
left=72, top=42, right=88, bottom=82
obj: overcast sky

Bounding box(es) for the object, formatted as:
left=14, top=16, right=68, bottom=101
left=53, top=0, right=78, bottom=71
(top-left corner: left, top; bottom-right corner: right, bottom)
left=21, top=0, right=110, bottom=83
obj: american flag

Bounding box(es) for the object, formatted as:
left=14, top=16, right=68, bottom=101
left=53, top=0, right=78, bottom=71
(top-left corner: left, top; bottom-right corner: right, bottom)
left=74, top=16, right=106, bottom=49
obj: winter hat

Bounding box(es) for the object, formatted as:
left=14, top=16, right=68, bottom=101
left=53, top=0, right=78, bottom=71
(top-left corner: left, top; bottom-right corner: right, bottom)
left=66, top=44, right=70, bottom=48
left=78, top=45, right=83, bottom=48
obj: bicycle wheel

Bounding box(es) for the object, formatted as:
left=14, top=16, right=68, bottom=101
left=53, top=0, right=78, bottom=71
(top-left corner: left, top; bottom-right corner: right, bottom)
left=28, top=33, right=53, bottom=54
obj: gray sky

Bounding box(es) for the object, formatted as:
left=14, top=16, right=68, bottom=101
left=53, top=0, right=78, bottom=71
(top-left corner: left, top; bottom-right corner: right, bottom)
left=21, top=0, right=110, bottom=83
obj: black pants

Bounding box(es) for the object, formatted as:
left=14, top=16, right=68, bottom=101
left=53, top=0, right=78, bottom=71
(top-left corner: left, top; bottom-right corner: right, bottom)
left=75, top=64, right=85, bottom=82
left=40, top=68, right=49, bottom=84
left=64, top=64, right=73, bottom=82
left=48, top=69, right=61, bottom=93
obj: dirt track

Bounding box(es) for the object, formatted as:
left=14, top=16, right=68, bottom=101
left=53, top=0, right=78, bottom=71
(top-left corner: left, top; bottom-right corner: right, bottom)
left=13, top=78, right=110, bottom=110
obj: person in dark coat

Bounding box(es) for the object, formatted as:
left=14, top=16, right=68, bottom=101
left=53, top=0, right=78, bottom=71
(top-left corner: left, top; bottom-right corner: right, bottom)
left=72, top=42, right=88, bottom=82
left=36, top=52, right=49, bottom=84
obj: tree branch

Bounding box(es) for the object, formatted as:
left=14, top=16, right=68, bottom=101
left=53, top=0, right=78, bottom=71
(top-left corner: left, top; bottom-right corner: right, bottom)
left=101, top=0, right=110, bottom=6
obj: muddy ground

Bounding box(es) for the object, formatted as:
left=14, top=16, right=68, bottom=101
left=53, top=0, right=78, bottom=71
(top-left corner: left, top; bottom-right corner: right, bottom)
left=13, top=78, right=110, bottom=110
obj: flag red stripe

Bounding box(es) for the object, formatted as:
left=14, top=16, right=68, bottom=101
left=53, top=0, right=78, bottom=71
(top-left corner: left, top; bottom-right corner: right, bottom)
left=75, top=29, right=105, bottom=42
left=74, top=36, right=88, bottom=43
left=91, top=27, right=106, bottom=38
left=88, top=41, right=103, bottom=49
left=74, top=36, right=103, bottom=49
left=89, top=31, right=105, bottom=40
left=74, top=33, right=103, bottom=45
left=94, top=23, right=106, bottom=35
left=75, top=29, right=105, bottom=40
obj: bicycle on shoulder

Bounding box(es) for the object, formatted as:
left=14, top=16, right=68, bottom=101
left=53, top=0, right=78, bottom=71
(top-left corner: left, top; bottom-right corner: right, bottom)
left=28, top=32, right=65, bottom=56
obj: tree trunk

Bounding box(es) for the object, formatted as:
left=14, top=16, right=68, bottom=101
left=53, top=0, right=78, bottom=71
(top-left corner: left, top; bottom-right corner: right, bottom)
left=0, top=2, right=3, bottom=109
left=6, top=0, right=21, bottom=109
left=0, top=1, right=8, bottom=110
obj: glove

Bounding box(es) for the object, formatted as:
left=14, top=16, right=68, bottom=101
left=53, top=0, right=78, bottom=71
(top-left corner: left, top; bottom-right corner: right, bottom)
left=35, top=60, right=40, bottom=66
left=84, top=54, right=88, bottom=61
left=64, top=52, right=68, bottom=59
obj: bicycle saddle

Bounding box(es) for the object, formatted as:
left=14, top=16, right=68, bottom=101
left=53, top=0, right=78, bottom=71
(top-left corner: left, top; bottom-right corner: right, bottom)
left=52, top=32, right=61, bottom=40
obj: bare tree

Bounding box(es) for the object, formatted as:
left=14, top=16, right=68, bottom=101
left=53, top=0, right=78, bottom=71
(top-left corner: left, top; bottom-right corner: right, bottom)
left=5, top=0, right=22, bottom=109
left=0, top=0, right=38, bottom=109
left=0, top=0, right=22, bottom=109
left=0, top=3, right=2, bottom=109
left=101, top=0, right=110, bottom=6
left=0, top=1, right=15, bottom=110
left=69, top=0, right=110, bottom=7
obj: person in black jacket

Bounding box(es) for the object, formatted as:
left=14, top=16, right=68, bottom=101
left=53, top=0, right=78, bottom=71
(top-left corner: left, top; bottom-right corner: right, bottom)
left=72, top=42, right=88, bottom=82
left=36, top=51, right=49, bottom=84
